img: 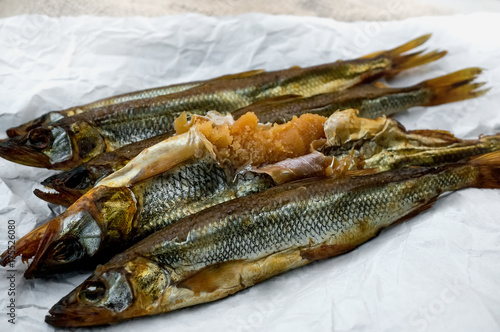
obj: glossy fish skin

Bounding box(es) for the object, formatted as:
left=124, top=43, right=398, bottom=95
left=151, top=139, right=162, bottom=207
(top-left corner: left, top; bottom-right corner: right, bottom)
left=0, top=35, right=446, bottom=170
left=9, top=155, right=275, bottom=278
left=232, top=67, right=486, bottom=124
left=34, top=132, right=175, bottom=206
left=34, top=67, right=484, bottom=206
left=44, top=151, right=500, bottom=327
left=7, top=70, right=272, bottom=138
left=6, top=80, right=207, bottom=138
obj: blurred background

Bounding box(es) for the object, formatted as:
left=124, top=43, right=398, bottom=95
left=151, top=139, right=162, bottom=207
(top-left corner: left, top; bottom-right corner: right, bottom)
left=1, top=0, right=500, bottom=19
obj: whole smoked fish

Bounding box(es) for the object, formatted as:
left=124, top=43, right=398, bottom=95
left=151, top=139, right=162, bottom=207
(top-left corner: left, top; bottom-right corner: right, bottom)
left=45, top=151, right=500, bottom=327
left=0, top=35, right=445, bottom=170
left=34, top=68, right=486, bottom=206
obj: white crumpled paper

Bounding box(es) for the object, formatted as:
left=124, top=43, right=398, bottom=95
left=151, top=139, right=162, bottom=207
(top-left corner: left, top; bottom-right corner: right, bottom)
left=0, top=13, right=499, bottom=332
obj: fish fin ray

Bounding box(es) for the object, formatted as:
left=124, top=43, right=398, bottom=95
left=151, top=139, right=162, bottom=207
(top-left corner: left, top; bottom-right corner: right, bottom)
left=418, top=68, right=488, bottom=106
left=469, top=151, right=500, bottom=189
left=360, top=34, right=431, bottom=59
left=212, top=69, right=266, bottom=81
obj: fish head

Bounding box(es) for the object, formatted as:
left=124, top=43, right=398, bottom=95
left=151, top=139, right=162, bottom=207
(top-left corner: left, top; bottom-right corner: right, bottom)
left=6, top=111, right=66, bottom=137
left=34, top=165, right=101, bottom=206
left=24, top=186, right=138, bottom=277
left=46, top=257, right=170, bottom=327
left=0, top=119, right=105, bottom=170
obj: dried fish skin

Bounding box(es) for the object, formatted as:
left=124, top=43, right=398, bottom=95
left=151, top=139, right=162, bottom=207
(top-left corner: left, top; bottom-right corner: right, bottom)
left=0, top=35, right=445, bottom=170
left=322, top=109, right=500, bottom=172
left=232, top=68, right=486, bottom=124
left=45, top=151, right=500, bottom=327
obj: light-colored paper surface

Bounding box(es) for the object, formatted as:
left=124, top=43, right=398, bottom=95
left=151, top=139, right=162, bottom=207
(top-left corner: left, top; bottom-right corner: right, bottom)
left=0, top=13, right=499, bottom=332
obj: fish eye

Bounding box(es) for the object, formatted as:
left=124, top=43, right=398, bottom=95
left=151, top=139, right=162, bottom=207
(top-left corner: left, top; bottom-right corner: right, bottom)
left=79, top=280, right=107, bottom=303
left=49, top=238, right=84, bottom=263
left=27, top=128, right=52, bottom=149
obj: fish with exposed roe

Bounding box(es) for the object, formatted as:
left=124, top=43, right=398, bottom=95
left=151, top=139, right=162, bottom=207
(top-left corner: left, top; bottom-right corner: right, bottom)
left=0, top=35, right=445, bottom=170
left=5, top=110, right=500, bottom=278
left=34, top=67, right=486, bottom=206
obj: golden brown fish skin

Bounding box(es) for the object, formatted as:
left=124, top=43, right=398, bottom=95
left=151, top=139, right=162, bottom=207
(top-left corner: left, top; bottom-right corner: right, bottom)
left=44, top=151, right=500, bottom=327
left=0, top=35, right=445, bottom=170
left=232, top=68, right=486, bottom=124
left=34, top=67, right=487, bottom=205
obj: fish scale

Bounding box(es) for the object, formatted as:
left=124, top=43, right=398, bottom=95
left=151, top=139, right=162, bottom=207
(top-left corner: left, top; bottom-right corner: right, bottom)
left=126, top=157, right=275, bottom=242
left=150, top=165, right=476, bottom=274
left=1, top=35, right=448, bottom=170
left=75, top=58, right=401, bottom=148
left=45, top=151, right=500, bottom=327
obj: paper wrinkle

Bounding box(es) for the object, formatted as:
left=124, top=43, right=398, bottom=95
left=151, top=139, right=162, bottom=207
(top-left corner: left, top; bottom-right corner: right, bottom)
left=0, top=13, right=500, bottom=332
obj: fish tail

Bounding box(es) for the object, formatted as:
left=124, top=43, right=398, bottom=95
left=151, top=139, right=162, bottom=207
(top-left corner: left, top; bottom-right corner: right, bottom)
left=361, top=34, right=432, bottom=59
left=388, top=49, right=447, bottom=76
left=418, top=68, right=489, bottom=106
left=360, top=34, right=446, bottom=75
left=469, top=150, right=500, bottom=189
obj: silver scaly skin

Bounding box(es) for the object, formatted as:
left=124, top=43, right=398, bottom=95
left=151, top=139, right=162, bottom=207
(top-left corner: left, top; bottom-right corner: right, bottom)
left=131, top=158, right=274, bottom=237
left=6, top=77, right=212, bottom=137
left=6, top=155, right=275, bottom=278
left=0, top=34, right=446, bottom=170
left=44, top=151, right=500, bottom=327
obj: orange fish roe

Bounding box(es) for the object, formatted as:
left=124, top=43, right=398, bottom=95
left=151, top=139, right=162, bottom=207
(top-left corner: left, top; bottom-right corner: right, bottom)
left=185, top=112, right=327, bottom=168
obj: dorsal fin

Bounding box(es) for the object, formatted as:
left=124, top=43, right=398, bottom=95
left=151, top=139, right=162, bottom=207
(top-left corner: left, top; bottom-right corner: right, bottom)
left=213, top=69, right=266, bottom=81
left=408, top=129, right=461, bottom=143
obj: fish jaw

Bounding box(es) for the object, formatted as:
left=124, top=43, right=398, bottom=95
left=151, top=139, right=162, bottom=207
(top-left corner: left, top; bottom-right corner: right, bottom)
left=46, top=280, right=119, bottom=327
left=0, top=222, right=51, bottom=267
left=34, top=166, right=97, bottom=206
left=0, top=133, right=53, bottom=168
left=33, top=186, right=84, bottom=207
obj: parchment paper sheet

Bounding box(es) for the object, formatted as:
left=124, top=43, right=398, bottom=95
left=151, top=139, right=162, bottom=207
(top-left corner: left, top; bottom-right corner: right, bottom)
left=0, top=13, right=499, bottom=332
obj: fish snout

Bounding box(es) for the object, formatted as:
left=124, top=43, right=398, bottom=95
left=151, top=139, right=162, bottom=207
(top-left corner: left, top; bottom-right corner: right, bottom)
left=0, top=133, right=53, bottom=168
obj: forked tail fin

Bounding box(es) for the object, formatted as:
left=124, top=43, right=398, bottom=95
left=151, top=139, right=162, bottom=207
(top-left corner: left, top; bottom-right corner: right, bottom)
left=469, top=150, right=500, bottom=189
left=418, top=68, right=489, bottom=106
left=361, top=34, right=447, bottom=76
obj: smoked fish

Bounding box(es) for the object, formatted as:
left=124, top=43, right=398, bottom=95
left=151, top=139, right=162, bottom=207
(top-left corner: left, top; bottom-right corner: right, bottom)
left=0, top=35, right=445, bottom=170
left=34, top=68, right=486, bottom=206
left=5, top=72, right=267, bottom=137
left=44, top=150, right=500, bottom=327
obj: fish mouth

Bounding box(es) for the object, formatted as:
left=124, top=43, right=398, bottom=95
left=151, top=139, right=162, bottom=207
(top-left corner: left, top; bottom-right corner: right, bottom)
left=0, top=215, right=63, bottom=278
left=34, top=165, right=94, bottom=206
left=0, top=135, right=52, bottom=168
left=0, top=221, right=51, bottom=267
left=34, top=184, right=84, bottom=207
left=6, top=127, right=29, bottom=138
left=23, top=217, right=62, bottom=278
left=46, top=290, right=116, bottom=327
